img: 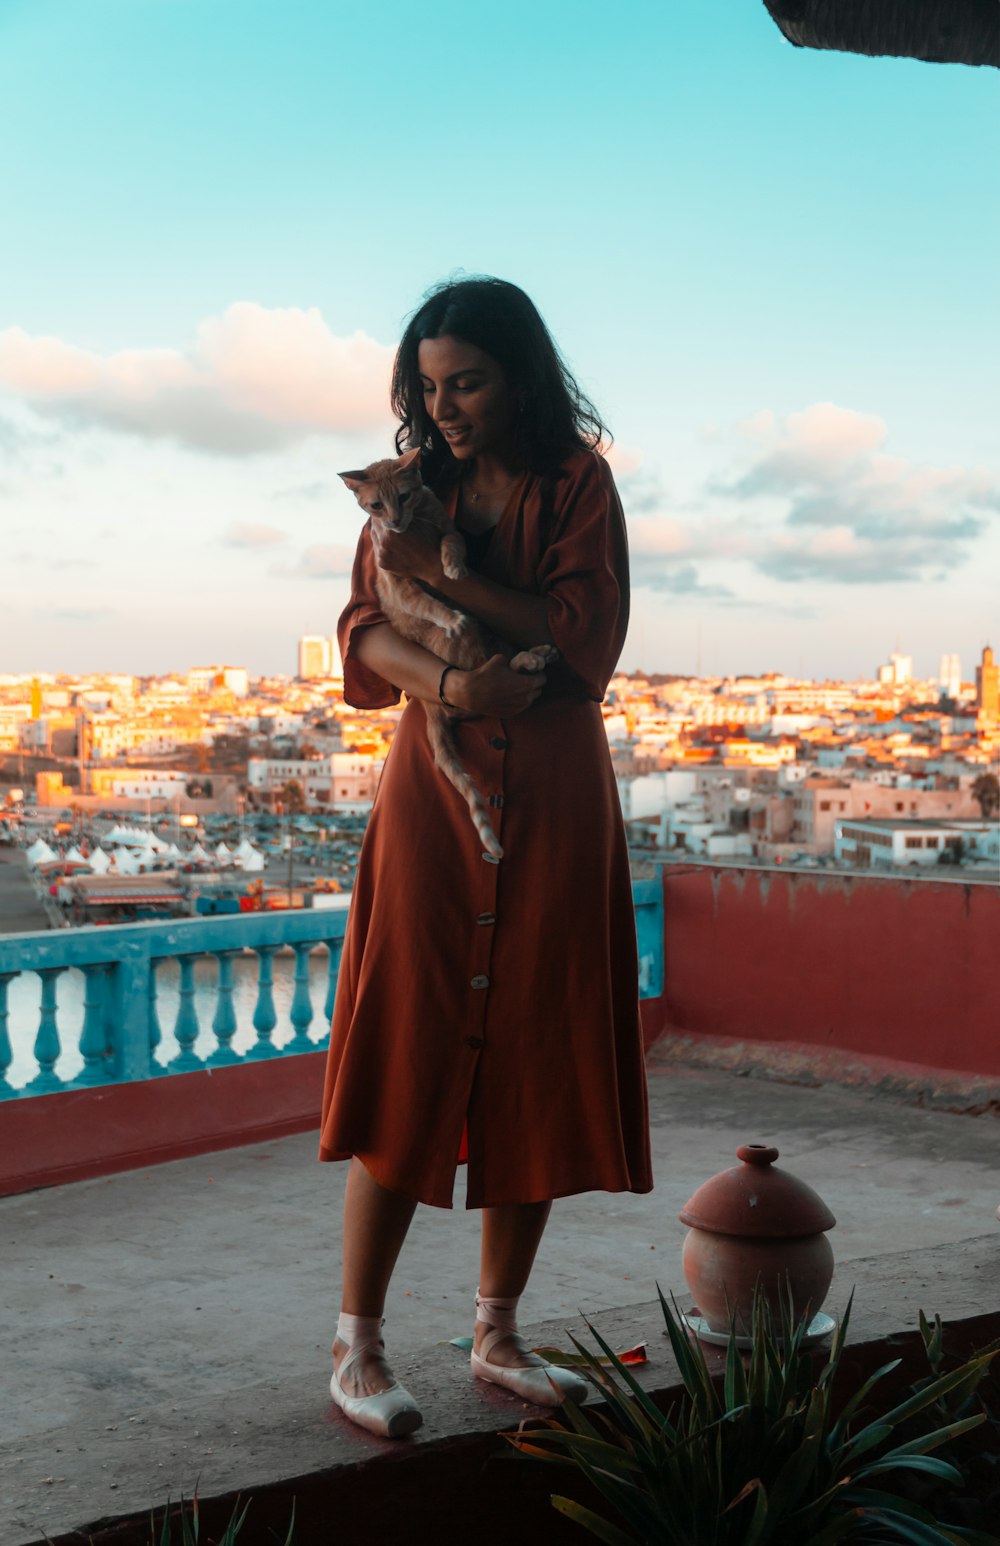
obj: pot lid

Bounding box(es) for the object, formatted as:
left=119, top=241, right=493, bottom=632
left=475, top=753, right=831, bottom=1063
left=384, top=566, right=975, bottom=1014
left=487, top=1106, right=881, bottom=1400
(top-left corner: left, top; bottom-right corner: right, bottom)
left=679, top=1143, right=836, bottom=1240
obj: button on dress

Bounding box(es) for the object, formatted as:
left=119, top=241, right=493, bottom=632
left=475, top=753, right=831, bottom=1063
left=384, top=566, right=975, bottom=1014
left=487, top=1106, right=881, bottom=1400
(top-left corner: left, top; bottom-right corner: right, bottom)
left=318, top=450, right=653, bottom=1208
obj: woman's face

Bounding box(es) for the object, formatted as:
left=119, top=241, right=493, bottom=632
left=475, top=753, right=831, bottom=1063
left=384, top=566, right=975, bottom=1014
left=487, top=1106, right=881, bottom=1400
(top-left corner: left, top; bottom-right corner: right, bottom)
left=417, top=334, right=519, bottom=465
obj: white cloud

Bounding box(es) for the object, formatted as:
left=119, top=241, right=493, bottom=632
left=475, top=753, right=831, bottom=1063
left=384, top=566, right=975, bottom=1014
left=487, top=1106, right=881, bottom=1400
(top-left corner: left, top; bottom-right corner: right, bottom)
left=717, top=402, right=998, bottom=584
left=272, top=544, right=356, bottom=579
left=0, top=304, right=396, bottom=455
left=221, top=522, right=288, bottom=548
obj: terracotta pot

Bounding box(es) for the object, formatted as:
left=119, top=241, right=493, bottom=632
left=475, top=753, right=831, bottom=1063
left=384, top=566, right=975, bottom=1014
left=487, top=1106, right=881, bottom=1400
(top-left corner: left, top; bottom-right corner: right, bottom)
left=679, top=1143, right=836, bottom=1335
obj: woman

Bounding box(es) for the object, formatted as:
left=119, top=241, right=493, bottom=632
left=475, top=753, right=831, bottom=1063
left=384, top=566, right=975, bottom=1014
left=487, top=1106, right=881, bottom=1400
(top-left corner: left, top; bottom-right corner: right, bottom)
left=320, top=277, right=652, bottom=1437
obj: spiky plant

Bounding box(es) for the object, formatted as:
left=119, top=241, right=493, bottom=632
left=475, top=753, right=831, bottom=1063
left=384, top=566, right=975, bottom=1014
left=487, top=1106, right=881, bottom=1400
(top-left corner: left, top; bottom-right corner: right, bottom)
left=505, top=1288, right=999, bottom=1546
left=147, top=1492, right=296, bottom=1546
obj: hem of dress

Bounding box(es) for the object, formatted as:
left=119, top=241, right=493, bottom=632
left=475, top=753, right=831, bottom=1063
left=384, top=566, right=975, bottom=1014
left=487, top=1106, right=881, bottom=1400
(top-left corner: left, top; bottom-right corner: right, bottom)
left=464, top=1174, right=654, bottom=1210
left=318, top=1146, right=652, bottom=1211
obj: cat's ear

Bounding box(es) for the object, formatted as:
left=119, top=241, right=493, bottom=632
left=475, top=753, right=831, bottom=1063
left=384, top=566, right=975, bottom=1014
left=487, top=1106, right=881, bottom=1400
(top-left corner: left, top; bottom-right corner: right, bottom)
left=396, top=448, right=421, bottom=470
left=339, top=470, right=368, bottom=493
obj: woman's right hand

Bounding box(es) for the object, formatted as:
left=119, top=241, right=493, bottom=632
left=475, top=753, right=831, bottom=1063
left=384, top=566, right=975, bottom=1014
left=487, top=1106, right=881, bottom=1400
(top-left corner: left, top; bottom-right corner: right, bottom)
left=448, top=654, right=546, bottom=718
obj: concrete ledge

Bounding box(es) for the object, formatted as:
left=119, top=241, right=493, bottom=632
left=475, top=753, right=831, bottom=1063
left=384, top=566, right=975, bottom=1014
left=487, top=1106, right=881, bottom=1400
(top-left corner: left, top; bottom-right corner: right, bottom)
left=14, top=1235, right=1000, bottom=1546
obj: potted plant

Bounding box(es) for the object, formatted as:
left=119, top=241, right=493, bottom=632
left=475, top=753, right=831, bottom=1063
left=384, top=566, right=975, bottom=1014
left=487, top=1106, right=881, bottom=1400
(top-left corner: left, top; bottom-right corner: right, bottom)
left=505, top=1287, right=999, bottom=1545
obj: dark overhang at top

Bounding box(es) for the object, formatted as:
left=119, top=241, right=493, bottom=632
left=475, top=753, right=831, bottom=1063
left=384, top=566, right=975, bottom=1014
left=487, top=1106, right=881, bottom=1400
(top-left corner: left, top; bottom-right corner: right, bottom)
left=761, top=0, right=1000, bottom=68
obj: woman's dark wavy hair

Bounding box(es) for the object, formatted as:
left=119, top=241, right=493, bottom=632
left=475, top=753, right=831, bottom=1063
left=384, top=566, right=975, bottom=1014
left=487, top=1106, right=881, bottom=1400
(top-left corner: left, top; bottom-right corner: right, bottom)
left=391, top=276, right=610, bottom=482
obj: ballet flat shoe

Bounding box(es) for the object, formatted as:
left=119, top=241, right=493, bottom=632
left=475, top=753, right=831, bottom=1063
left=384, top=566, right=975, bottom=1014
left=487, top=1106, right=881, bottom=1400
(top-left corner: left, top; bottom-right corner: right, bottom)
left=470, top=1347, right=589, bottom=1408
left=330, top=1363, right=423, bottom=1438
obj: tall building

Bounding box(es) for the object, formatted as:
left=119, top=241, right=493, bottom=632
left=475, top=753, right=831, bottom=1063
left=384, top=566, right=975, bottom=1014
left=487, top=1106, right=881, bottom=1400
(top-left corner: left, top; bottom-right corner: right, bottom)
left=939, top=653, right=962, bottom=698
left=877, top=652, right=912, bottom=688
left=298, top=636, right=340, bottom=679
left=976, top=644, right=999, bottom=721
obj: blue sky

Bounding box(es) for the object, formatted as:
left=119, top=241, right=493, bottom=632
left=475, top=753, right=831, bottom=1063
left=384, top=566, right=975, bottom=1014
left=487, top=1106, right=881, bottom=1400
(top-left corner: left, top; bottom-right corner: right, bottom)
left=1, top=0, right=997, bottom=681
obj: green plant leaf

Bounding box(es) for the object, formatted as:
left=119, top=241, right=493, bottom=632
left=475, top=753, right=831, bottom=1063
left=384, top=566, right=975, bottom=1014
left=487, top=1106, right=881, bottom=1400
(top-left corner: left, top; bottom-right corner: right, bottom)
left=851, top=1453, right=965, bottom=1485
left=841, top=1420, right=895, bottom=1465
left=882, top=1412, right=987, bottom=1460
left=874, top=1353, right=998, bottom=1430
left=857, top=1506, right=979, bottom=1546
left=551, top=1495, right=638, bottom=1546
left=724, top=1328, right=748, bottom=1411
left=829, top=1359, right=903, bottom=1447
left=577, top=1320, right=666, bottom=1431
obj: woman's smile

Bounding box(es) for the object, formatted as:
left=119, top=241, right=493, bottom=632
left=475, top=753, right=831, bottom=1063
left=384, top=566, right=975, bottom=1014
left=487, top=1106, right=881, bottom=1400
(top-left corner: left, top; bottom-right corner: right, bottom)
left=418, top=335, right=518, bottom=465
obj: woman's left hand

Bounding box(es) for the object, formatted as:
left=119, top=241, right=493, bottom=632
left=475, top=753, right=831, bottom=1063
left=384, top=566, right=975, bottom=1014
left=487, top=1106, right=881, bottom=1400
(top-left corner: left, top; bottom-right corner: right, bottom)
left=370, top=521, right=443, bottom=586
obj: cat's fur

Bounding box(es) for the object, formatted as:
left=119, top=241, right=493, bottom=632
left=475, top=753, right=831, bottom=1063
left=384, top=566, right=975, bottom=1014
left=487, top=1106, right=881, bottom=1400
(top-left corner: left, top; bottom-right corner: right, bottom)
left=339, top=450, right=556, bottom=859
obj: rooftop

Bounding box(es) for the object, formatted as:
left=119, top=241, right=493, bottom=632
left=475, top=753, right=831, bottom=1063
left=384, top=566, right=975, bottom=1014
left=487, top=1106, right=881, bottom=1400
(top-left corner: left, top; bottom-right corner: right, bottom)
left=4, top=1060, right=999, bottom=1546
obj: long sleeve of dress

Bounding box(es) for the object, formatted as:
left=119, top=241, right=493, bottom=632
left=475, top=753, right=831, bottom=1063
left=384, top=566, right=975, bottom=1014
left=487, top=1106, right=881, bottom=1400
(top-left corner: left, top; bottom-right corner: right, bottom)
left=336, top=523, right=402, bottom=710
left=536, top=453, right=630, bottom=702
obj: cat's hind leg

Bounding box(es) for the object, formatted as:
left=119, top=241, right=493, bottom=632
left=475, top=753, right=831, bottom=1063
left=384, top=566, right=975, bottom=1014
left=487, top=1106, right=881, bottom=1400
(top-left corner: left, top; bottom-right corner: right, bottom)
left=424, top=706, right=502, bottom=860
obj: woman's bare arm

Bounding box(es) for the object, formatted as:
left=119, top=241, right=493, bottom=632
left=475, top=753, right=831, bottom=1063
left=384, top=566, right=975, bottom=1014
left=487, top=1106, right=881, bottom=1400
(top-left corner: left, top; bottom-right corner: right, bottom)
left=353, top=624, right=546, bottom=717
left=370, top=524, right=554, bottom=649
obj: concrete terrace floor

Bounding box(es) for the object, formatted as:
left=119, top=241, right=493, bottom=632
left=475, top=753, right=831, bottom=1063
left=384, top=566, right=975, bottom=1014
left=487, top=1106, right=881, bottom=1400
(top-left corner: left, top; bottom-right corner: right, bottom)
left=3, top=1059, right=1000, bottom=1545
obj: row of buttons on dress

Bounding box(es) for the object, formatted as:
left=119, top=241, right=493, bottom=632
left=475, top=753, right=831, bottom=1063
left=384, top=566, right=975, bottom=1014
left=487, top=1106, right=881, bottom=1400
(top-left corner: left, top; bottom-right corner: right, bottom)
left=465, top=731, right=507, bottom=1053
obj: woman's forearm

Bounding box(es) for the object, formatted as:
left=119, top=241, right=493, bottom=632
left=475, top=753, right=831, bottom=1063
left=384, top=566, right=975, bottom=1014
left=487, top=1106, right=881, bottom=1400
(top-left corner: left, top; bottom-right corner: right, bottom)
left=352, top=622, right=548, bottom=719
left=429, top=570, right=554, bottom=649
left=353, top=624, right=447, bottom=703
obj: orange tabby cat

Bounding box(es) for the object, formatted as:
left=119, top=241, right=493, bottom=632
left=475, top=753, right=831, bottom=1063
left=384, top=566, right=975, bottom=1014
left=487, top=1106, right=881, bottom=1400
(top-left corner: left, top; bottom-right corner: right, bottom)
left=339, top=451, right=556, bottom=858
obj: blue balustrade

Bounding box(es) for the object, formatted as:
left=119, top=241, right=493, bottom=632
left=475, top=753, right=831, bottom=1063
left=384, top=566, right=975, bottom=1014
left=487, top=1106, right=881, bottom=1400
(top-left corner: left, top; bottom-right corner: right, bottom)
left=0, top=881, right=663, bottom=1100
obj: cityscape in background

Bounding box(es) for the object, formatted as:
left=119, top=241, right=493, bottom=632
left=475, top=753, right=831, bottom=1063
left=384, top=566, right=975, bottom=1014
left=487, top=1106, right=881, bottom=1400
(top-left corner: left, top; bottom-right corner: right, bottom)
left=0, top=635, right=997, bottom=931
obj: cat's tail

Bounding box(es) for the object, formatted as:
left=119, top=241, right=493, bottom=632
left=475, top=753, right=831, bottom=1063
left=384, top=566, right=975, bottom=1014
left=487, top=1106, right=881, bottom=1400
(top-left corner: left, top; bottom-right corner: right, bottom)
left=425, top=708, right=503, bottom=860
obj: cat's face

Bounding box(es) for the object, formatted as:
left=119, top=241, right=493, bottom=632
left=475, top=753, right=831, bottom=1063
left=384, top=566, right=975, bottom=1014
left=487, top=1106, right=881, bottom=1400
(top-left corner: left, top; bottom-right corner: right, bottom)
left=339, top=451, right=422, bottom=532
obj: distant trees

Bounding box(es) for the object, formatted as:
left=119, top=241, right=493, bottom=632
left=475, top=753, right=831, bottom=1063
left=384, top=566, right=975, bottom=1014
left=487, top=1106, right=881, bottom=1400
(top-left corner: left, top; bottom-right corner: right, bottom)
left=280, top=780, right=306, bottom=815
left=971, top=772, right=999, bottom=819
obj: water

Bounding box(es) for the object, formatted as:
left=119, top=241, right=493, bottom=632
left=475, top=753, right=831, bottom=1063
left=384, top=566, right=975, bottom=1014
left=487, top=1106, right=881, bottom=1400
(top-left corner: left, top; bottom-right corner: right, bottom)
left=4, top=947, right=335, bottom=1089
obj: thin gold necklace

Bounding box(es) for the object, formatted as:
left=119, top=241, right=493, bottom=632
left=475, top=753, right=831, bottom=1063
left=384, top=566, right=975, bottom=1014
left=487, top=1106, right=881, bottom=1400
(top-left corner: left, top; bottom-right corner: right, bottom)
left=463, top=467, right=521, bottom=505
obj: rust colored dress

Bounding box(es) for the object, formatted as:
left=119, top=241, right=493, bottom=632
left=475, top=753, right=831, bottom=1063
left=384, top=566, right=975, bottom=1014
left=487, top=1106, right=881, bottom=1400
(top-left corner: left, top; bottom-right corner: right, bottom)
left=318, top=449, right=652, bottom=1209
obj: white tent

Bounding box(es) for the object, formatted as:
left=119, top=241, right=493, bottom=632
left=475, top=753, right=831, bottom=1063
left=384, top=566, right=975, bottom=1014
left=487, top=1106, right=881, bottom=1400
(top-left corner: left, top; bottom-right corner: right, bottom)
left=214, top=841, right=233, bottom=862
left=111, top=848, right=140, bottom=875
left=26, top=838, right=57, bottom=867
left=236, top=844, right=265, bottom=872
left=65, top=845, right=87, bottom=864
left=188, top=842, right=211, bottom=864
left=89, top=848, right=111, bottom=874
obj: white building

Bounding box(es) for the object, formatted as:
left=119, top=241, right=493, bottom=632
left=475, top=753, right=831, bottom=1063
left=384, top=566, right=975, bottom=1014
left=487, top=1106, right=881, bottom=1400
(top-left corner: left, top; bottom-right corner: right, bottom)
left=939, top=653, right=962, bottom=698
left=298, top=636, right=342, bottom=679
left=833, top=818, right=991, bottom=870
left=247, top=752, right=383, bottom=809
left=187, top=666, right=249, bottom=698
left=877, top=652, right=913, bottom=688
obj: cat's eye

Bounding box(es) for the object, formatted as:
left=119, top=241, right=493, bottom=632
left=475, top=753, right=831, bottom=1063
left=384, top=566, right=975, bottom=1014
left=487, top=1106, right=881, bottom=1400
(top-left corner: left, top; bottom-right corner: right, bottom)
left=398, top=491, right=410, bottom=505
left=371, top=500, right=383, bottom=511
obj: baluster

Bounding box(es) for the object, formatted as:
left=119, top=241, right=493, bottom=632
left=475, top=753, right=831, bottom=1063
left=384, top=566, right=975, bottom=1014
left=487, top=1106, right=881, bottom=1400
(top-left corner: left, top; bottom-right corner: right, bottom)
left=322, top=939, right=343, bottom=1043
left=75, top=964, right=112, bottom=1086
left=168, top=955, right=203, bottom=1072
left=0, top=971, right=21, bottom=1099
left=26, top=966, right=68, bottom=1093
left=208, top=950, right=240, bottom=1066
left=148, top=958, right=166, bottom=1074
left=247, top=945, right=280, bottom=1059
left=285, top=943, right=315, bottom=1054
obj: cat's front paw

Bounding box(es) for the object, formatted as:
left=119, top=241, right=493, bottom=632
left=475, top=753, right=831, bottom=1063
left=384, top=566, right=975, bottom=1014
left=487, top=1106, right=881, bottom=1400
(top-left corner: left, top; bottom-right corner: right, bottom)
left=440, top=534, right=467, bottom=582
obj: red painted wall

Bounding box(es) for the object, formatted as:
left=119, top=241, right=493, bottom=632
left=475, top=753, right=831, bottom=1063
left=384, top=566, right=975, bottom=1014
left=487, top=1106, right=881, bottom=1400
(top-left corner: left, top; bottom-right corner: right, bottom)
left=0, top=1053, right=325, bottom=1198
left=642, top=867, right=1000, bottom=1078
